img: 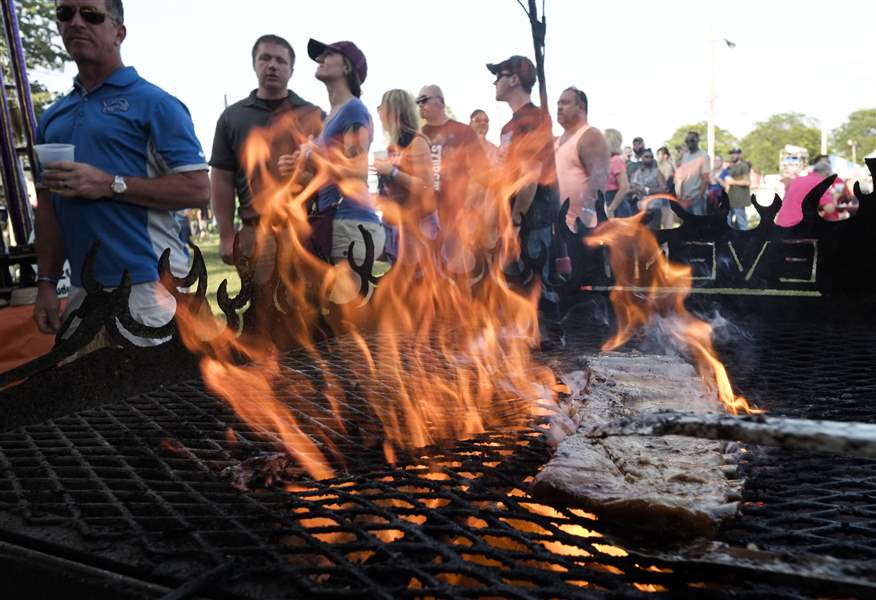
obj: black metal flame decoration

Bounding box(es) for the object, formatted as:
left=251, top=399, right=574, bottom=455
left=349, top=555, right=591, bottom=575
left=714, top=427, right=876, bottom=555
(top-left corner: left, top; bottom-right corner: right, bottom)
left=1, top=159, right=873, bottom=387
left=0, top=223, right=391, bottom=386
left=0, top=241, right=209, bottom=387
left=560, top=159, right=876, bottom=299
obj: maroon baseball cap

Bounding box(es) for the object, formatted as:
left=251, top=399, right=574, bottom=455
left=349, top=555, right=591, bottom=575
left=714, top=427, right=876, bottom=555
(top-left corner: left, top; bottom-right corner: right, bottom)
left=486, top=55, right=536, bottom=90
left=308, top=39, right=368, bottom=83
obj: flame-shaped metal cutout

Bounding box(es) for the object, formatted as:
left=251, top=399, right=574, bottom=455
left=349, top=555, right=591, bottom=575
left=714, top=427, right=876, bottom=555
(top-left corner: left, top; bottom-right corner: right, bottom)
left=346, top=225, right=381, bottom=299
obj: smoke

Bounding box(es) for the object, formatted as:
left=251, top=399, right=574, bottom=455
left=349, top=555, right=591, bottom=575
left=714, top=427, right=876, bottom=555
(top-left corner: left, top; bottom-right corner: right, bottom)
left=637, top=308, right=750, bottom=361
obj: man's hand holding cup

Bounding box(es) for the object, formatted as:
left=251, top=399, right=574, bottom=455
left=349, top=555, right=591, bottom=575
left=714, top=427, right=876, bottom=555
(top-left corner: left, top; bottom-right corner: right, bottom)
left=42, top=161, right=114, bottom=199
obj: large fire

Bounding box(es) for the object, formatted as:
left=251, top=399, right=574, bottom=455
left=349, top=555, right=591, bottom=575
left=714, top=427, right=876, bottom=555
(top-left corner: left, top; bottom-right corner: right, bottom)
left=174, top=110, right=756, bottom=481
left=174, top=110, right=556, bottom=480
left=585, top=204, right=760, bottom=415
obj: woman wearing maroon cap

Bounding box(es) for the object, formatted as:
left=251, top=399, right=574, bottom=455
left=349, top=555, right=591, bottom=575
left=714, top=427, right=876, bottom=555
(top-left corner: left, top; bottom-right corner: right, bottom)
left=278, top=39, right=383, bottom=264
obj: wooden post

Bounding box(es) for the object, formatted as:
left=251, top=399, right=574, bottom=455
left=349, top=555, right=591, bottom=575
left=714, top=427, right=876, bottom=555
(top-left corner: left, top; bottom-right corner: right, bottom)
left=588, top=411, right=876, bottom=459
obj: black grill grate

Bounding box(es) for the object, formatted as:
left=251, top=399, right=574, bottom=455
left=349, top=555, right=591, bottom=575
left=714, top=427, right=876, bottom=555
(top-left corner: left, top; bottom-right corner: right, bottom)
left=710, top=315, right=876, bottom=562
left=0, top=312, right=875, bottom=598
left=0, top=381, right=712, bottom=598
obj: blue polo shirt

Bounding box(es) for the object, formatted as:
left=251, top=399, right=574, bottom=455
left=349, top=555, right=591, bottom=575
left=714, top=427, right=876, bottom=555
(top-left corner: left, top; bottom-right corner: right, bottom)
left=36, top=66, right=207, bottom=287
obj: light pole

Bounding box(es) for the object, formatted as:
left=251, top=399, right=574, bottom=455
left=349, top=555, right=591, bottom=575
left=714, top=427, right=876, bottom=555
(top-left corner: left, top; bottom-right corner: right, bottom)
left=820, top=122, right=828, bottom=155
left=707, top=35, right=736, bottom=161
left=847, top=139, right=858, bottom=164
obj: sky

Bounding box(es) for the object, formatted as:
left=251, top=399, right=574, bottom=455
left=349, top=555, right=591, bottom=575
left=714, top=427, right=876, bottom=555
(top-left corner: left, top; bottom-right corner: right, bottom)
left=33, top=0, right=876, bottom=160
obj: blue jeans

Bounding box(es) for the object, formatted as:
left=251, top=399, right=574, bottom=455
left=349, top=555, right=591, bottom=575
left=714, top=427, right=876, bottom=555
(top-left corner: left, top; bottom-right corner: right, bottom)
left=730, top=206, right=749, bottom=229
left=606, top=190, right=634, bottom=218
left=689, top=195, right=707, bottom=216
left=525, top=226, right=559, bottom=304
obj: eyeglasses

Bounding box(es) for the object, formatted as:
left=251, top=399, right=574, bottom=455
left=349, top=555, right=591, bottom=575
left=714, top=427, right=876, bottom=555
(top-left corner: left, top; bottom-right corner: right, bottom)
left=55, top=5, right=116, bottom=25
left=415, top=96, right=440, bottom=105
left=494, top=72, right=514, bottom=83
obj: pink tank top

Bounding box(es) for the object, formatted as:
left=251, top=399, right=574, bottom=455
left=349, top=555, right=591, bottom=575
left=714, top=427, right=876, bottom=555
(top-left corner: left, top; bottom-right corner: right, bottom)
left=554, top=124, right=593, bottom=225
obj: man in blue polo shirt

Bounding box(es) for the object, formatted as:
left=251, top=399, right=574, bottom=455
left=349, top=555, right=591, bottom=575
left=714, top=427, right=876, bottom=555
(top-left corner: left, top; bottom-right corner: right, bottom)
left=34, top=0, right=209, bottom=342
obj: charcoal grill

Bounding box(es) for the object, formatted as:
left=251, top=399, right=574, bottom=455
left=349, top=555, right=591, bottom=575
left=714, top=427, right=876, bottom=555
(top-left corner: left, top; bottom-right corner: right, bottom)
left=2, top=166, right=875, bottom=598
left=1, top=311, right=875, bottom=599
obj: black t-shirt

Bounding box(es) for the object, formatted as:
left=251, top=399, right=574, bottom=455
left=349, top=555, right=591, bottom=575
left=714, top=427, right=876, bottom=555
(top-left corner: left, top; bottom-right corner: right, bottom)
left=210, top=90, right=323, bottom=218
left=499, top=103, right=559, bottom=228
left=421, top=119, right=488, bottom=222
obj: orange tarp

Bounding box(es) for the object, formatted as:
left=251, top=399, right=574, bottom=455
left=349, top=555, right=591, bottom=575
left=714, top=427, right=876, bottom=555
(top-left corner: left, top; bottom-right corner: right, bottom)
left=0, top=304, right=60, bottom=374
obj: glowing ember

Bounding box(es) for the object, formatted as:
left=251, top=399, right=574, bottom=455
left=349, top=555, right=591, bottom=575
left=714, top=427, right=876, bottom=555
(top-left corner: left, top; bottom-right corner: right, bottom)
left=346, top=550, right=375, bottom=564
left=568, top=509, right=598, bottom=520
left=399, top=514, right=427, bottom=526
left=633, top=583, right=669, bottom=593
left=585, top=211, right=761, bottom=415
left=519, top=502, right=566, bottom=520
left=593, top=543, right=629, bottom=558
left=466, top=517, right=489, bottom=529
left=500, top=518, right=551, bottom=536
left=461, top=554, right=505, bottom=569
left=371, top=529, right=405, bottom=543
left=539, top=540, right=592, bottom=557
left=557, top=524, right=602, bottom=539
left=521, top=559, right=568, bottom=573
left=224, top=428, right=238, bottom=445
left=435, top=573, right=485, bottom=588
left=642, top=565, right=674, bottom=574
left=483, top=535, right=529, bottom=553
left=297, top=517, right=339, bottom=529
left=159, top=438, right=190, bottom=457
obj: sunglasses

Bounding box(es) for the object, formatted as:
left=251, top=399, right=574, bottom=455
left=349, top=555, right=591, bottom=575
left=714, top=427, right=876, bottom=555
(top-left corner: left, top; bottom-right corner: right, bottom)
left=415, top=95, right=439, bottom=105
left=494, top=72, right=514, bottom=84
left=55, top=5, right=116, bottom=25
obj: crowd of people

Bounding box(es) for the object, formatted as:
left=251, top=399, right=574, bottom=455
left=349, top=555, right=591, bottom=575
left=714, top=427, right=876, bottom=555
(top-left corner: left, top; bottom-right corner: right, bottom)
left=28, top=0, right=861, bottom=343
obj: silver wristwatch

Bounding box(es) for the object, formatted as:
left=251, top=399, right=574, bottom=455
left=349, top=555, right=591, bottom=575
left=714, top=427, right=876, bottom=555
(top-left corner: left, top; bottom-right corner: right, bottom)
left=111, top=175, right=127, bottom=196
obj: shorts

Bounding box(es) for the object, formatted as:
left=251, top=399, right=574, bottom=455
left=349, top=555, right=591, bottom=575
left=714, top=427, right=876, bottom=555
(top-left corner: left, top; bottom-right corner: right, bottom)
left=62, top=281, right=177, bottom=348
left=331, top=218, right=386, bottom=264
left=237, top=223, right=278, bottom=285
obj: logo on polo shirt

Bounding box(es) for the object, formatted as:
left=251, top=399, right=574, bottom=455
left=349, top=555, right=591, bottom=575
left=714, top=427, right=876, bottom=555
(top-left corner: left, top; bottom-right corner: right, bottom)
left=102, top=98, right=130, bottom=114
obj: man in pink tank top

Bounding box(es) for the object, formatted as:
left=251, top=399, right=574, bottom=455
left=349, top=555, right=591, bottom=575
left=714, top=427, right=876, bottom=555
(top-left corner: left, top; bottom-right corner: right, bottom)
left=554, top=87, right=610, bottom=230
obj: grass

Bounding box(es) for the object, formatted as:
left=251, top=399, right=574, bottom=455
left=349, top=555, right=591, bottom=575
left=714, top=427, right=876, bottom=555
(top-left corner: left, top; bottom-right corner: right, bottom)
left=195, top=235, right=241, bottom=314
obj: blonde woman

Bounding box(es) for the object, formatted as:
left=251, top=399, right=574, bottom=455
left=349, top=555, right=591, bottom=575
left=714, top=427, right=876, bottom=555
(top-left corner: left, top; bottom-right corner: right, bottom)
left=372, top=89, right=436, bottom=260
left=603, top=128, right=632, bottom=217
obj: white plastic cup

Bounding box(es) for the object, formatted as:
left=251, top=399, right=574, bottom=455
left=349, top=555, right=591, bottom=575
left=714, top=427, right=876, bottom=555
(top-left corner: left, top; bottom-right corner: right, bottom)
left=369, top=151, right=388, bottom=180
left=371, top=150, right=389, bottom=169
left=33, top=144, right=75, bottom=188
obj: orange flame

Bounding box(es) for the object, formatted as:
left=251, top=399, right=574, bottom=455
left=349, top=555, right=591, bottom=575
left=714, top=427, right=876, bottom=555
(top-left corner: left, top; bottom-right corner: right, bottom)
left=586, top=210, right=760, bottom=415
left=174, top=105, right=557, bottom=480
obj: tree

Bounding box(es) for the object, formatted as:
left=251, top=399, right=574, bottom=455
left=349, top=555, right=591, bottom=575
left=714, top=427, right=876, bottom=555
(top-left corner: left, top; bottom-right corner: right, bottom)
left=830, top=108, right=876, bottom=161
left=664, top=122, right=739, bottom=159
left=740, top=113, right=821, bottom=175
left=14, top=0, right=67, bottom=70
left=1, top=0, right=68, bottom=116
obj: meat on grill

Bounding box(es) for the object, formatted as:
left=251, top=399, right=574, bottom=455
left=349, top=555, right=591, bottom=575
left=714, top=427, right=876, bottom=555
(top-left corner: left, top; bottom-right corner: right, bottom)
left=222, top=452, right=293, bottom=492
left=533, top=353, right=745, bottom=538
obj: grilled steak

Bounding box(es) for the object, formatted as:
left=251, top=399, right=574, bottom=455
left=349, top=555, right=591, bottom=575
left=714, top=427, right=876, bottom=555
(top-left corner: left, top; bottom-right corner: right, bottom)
left=534, top=353, right=744, bottom=538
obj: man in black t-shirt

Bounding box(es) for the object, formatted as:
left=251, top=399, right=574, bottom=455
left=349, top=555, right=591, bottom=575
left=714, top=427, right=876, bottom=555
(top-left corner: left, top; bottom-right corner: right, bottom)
left=417, top=85, right=490, bottom=233
left=487, top=55, right=561, bottom=304
left=210, top=35, right=322, bottom=270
